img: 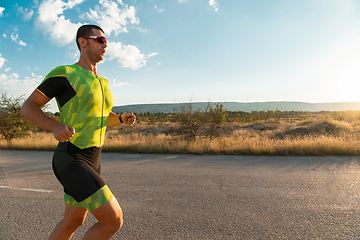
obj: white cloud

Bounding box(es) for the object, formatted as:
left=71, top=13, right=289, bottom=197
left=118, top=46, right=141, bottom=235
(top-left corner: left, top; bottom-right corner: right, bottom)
left=209, top=0, right=218, bottom=12
left=107, top=41, right=157, bottom=69
left=11, top=73, right=19, bottom=78
left=3, top=33, right=6, bottom=38
left=154, top=4, right=164, bottom=13
left=178, top=0, right=187, bottom=3
left=10, top=33, right=27, bottom=46
left=35, top=0, right=84, bottom=46
left=30, top=1, right=155, bottom=71
left=5, top=68, right=10, bottom=72
left=18, top=6, right=34, bottom=21
left=67, top=0, right=87, bottom=9
left=148, top=52, right=158, bottom=57
left=135, top=27, right=147, bottom=32
left=0, top=7, right=4, bottom=17
left=82, top=0, right=139, bottom=36
left=0, top=54, right=6, bottom=68
left=112, top=79, right=132, bottom=87
left=18, top=40, right=27, bottom=46
left=36, top=0, right=140, bottom=46
left=0, top=72, right=43, bottom=94
left=0, top=73, right=7, bottom=80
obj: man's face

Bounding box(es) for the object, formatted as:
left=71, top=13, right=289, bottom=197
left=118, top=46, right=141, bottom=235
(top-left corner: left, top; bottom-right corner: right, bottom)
left=85, top=29, right=107, bottom=63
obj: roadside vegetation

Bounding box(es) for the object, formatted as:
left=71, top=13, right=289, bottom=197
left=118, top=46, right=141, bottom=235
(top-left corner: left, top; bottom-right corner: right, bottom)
left=1, top=92, right=360, bottom=156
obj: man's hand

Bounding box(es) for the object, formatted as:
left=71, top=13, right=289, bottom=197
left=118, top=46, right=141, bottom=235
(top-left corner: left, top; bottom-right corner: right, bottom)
left=107, top=112, right=136, bottom=127
left=121, top=113, right=136, bottom=126
left=53, top=124, right=75, bottom=142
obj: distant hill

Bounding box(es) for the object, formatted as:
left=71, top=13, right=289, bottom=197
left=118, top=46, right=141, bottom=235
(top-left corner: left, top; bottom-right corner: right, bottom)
left=112, top=101, right=360, bottom=113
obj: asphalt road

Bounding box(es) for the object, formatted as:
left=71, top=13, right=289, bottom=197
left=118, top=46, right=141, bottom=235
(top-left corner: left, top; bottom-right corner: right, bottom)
left=1, top=150, right=360, bottom=239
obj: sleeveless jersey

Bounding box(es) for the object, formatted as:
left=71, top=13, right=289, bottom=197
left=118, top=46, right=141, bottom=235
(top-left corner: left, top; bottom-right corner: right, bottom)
left=36, top=64, right=113, bottom=149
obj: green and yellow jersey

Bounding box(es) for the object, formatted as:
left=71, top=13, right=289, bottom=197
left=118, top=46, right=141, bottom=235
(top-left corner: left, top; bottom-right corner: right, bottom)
left=36, top=64, right=113, bottom=149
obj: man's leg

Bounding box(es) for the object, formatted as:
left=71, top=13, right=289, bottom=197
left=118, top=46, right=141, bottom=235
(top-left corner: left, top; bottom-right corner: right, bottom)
left=49, top=203, right=88, bottom=240
left=82, top=197, right=123, bottom=240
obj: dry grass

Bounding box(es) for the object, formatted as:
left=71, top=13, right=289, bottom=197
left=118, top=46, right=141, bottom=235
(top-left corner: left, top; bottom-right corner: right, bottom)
left=2, top=116, right=360, bottom=156
left=0, top=132, right=58, bottom=151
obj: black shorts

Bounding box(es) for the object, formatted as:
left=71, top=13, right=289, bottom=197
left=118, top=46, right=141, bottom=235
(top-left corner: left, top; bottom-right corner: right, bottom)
left=52, top=141, right=113, bottom=211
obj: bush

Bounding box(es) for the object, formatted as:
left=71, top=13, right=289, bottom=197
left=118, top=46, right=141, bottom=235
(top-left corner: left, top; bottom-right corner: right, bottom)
left=174, top=101, right=207, bottom=141
left=0, top=93, right=32, bottom=142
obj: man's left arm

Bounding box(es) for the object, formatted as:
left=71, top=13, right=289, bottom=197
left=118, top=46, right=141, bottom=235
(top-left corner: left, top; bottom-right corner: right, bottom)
left=107, top=112, right=136, bottom=127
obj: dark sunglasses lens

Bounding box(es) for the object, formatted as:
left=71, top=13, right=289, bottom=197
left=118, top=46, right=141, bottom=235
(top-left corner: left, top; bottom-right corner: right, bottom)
left=96, top=37, right=107, bottom=44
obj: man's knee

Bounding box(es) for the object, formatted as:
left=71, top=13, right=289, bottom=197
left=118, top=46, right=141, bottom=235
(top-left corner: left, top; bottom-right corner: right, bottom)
left=63, top=215, right=86, bottom=229
left=111, top=215, right=123, bottom=231
left=102, top=209, right=123, bottom=234
left=109, top=209, right=124, bottom=230
left=92, top=197, right=123, bottom=233
left=96, top=215, right=122, bottom=236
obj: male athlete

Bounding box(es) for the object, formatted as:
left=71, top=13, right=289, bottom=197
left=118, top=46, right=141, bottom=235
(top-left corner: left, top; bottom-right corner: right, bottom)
left=21, top=24, right=136, bottom=240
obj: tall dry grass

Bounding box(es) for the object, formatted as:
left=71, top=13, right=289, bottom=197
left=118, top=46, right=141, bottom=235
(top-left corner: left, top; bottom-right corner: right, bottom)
left=0, top=132, right=58, bottom=151
left=1, top=116, right=360, bottom=156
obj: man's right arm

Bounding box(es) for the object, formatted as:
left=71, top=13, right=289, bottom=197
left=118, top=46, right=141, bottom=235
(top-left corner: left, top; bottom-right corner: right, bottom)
left=21, top=91, right=75, bottom=142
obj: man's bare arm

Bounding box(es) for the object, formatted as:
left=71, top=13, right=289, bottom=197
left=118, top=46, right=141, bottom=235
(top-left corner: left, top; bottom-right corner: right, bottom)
left=21, top=91, right=75, bottom=142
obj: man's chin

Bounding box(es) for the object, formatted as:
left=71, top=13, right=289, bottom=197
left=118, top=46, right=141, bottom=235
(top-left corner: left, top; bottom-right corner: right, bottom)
left=96, top=55, right=104, bottom=63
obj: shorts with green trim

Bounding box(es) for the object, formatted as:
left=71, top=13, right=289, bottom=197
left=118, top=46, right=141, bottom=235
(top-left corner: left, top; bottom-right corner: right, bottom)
left=52, top=141, right=114, bottom=211
left=64, top=185, right=113, bottom=211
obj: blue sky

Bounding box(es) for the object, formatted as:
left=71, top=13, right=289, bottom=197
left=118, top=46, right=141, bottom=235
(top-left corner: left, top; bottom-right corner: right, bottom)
left=1, top=0, right=360, bottom=112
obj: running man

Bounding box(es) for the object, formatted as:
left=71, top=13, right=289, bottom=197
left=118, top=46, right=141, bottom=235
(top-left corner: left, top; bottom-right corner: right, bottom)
left=21, top=24, right=136, bottom=240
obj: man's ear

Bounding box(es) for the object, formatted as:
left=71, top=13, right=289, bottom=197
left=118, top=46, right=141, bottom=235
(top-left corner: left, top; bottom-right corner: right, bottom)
left=78, top=37, right=87, bottom=50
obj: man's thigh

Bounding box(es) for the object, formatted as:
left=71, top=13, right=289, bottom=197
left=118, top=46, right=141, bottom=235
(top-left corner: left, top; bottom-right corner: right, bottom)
left=63, top=203, right=88, bottom=223
left=90, top=197, right=122, bottom=223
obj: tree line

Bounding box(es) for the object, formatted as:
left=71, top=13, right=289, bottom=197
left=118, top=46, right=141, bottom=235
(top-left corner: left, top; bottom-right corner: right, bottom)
left=2, top=92, right=360, bottom=142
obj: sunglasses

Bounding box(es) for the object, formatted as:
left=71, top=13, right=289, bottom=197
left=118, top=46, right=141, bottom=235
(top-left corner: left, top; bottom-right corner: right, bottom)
left=83, top=36, right=107, bottom=44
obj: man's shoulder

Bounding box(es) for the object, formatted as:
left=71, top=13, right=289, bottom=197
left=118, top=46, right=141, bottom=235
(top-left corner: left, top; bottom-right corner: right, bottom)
left=45, top=65, right=67, bottom=79
left=46, top=64, right=79, bottom=77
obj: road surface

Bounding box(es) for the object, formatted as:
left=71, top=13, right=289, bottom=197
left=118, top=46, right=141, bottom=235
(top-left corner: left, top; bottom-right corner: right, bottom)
left=1, top=150, right=360, bottom=239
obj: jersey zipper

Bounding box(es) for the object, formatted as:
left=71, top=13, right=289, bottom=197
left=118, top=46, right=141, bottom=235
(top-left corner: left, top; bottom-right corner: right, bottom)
left=97, top=76, right=105, bottom=145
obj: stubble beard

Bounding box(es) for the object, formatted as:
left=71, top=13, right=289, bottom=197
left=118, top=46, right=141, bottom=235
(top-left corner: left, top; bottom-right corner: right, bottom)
left=87, top=47, right=103, bottom=64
